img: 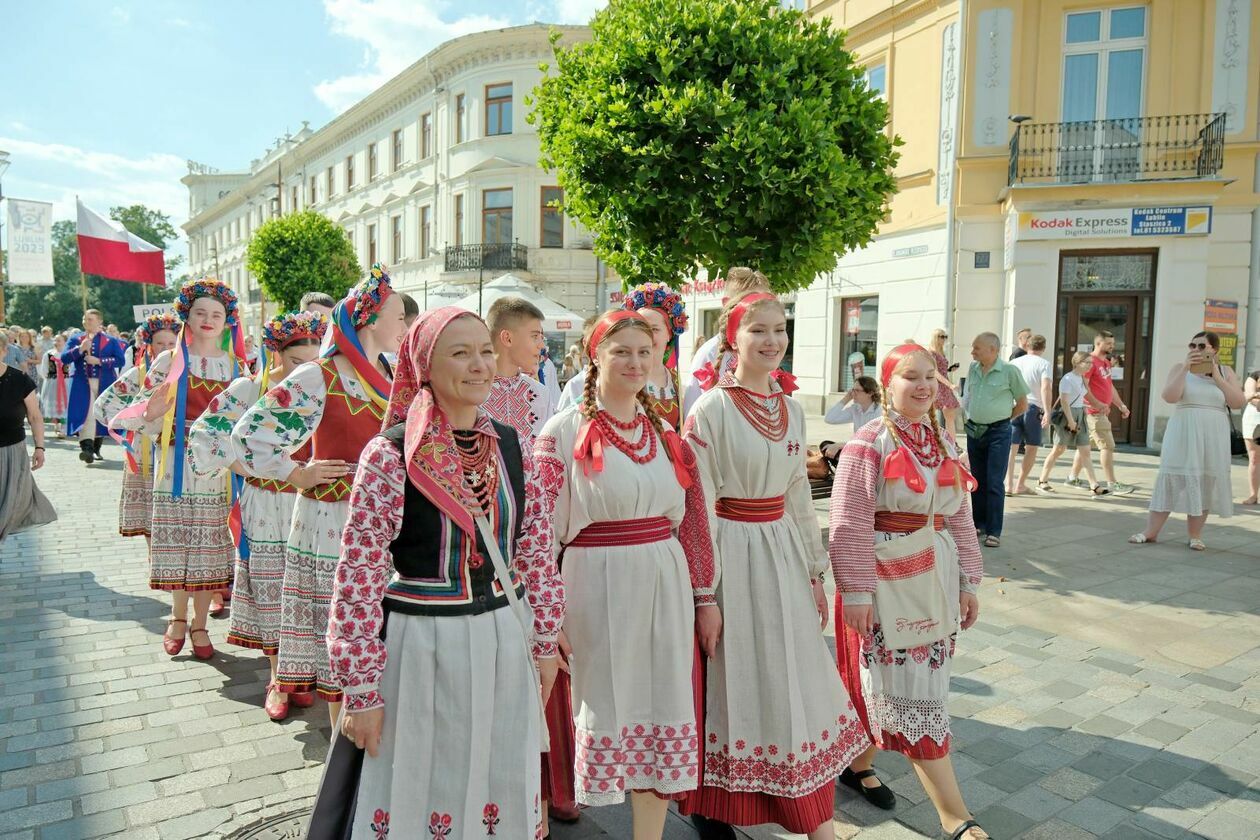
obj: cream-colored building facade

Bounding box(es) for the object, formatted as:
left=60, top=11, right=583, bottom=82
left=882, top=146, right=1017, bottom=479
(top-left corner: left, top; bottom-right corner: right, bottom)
left=733, top=0, right=1260, bottom=447
left=182, top=24, right=607, bottom=347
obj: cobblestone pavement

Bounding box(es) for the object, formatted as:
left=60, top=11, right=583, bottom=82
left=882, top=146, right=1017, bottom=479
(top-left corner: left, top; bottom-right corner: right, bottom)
left=1, top=434, right=1257, bottom=839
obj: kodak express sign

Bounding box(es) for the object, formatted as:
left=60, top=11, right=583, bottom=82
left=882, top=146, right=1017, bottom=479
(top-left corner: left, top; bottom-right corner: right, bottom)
left=1016, top=207, right=1212, bottom=241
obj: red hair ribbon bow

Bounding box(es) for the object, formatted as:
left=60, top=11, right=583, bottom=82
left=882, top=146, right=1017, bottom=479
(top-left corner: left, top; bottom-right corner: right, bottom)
left=772, top=369, right=799, bottom=396
left=883, top=447, right=927, bottom=493
left=573, top=418, right=605, bottom=477
left=937, top=458, right=979, bottom=492
left=662, top=429, right=693, bottom=489
left=694, top=361, right=719, bottom=393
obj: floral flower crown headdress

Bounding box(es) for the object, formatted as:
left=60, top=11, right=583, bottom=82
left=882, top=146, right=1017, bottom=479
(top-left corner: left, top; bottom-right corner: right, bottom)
left=622, top=282, right=688, bottom=336
left=135, top=312, right=180, bottom=348
left=175, top=278, right=240, bottom=326
left=263, top=311, right=329, bottom=353
left=349, top=263, right=393, bottom=328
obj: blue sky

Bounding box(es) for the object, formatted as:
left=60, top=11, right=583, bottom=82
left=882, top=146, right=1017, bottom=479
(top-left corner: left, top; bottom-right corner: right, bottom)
left=0, top=0, right=604, bottom=253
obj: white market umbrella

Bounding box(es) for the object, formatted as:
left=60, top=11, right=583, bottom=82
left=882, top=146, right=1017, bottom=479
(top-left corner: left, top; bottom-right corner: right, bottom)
left=452, top=273, right=586, bottom=333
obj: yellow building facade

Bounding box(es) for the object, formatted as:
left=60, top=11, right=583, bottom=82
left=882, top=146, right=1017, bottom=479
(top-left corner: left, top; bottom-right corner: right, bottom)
left=778, top=0, right=1260, bottom=446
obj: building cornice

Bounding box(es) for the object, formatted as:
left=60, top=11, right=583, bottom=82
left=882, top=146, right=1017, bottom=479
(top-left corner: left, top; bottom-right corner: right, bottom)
left=812, top=0, right=949, bottom=43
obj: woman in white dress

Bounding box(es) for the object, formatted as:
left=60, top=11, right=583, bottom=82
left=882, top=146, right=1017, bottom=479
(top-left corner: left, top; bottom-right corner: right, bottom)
left=1129, top=331, right=1246, bottom=550
left=110, top=279, right=245, bottom=661
left=830, top=343, right=988, bottom=840
left=188, top=311, right=326, bottom=720
left=1241, top=369, right=1259, bottom=505
left=535, top=310, right=720, bottom=840
left=94, top=314, right=180, bottom=546
left=681, top=293, right=869, bottom=839
left=39, top=335, right=68, bottom=435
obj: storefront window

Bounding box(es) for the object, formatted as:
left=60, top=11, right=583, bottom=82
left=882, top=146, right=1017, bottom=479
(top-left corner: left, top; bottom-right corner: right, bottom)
left=839, top=296, right=878, bottom=391
left=1060, top=252, right=1154, bottom=291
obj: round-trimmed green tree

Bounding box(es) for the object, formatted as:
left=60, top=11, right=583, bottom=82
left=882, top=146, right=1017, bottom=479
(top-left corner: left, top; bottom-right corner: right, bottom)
left=246, top=210, right=361, bottom=311
left=529, top=0, right=900, bottom=293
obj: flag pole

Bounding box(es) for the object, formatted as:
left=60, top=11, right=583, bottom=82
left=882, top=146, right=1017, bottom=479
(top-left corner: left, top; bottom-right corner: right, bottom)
left=79, top=268, right=87, bottom=311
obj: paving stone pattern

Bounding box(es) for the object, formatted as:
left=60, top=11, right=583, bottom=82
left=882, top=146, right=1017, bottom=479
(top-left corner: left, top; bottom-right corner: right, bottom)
left=1, top=438, right=1257, bottom=839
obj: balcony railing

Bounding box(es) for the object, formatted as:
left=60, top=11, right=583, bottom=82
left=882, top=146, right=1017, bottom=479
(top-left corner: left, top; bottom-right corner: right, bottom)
left=443, top=242, right=528, bottom=273
left=1007, top=113, right=1226, bottom=186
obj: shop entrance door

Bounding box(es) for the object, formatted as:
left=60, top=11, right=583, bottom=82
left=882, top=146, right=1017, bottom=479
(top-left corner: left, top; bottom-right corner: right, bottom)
left=1064, top=299, right=1142, bottom=443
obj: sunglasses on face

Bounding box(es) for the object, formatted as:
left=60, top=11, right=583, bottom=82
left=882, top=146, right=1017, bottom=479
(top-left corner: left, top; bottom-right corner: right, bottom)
left=1188, top=342, right=1210, bottom=351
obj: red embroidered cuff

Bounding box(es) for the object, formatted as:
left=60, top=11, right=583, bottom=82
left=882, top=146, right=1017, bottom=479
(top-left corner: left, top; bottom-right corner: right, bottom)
left=344, top=689, right=383, bottom=713
left=534, top=641, right=559, bottom=660
left=694, top=593, right=717, bottom=606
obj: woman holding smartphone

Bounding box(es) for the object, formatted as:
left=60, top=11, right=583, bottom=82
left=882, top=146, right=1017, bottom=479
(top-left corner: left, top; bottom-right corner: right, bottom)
left=1129, top=331, right=1246, bottom=550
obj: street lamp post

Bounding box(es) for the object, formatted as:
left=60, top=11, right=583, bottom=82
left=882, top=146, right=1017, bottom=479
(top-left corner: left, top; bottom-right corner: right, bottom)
left=0, top=150, right=11, bottom=324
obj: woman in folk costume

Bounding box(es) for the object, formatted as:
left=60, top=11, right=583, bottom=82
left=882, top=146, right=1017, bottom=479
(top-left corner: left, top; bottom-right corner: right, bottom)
left=94, top=312, right=179, bottom=546
left=110, top=279, right=246, bottom=661
left=682, top=268, right=772, bottom=419
left=829, top=344, right=988, bottom=840
left=534, top=310, right=719, bottom=840
left=679, top=293, right=868, bottom=840
left=309, top=307, right=563, bottom=840
left=188, top=311, right=327, bottom=721
left=232, top=265, right=406, bottom=727
left=40, top=334, right=69, bottom=436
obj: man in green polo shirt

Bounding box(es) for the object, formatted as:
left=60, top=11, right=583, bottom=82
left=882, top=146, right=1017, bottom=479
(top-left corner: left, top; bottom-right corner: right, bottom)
left=962, top=332, right=1028, bottom=547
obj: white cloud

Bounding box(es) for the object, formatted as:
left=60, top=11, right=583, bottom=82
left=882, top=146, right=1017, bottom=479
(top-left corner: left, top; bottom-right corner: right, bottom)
left=110, top=5, right=130, bottom=24
left=166, top=17, right=193, bottom=28
left=314, top=0, right=514, bottom=113
left=551, top=0, right=605, bottom=24
left=9, top=121, right=30, bottom=133
left=0, top=136, right=188, bottom=249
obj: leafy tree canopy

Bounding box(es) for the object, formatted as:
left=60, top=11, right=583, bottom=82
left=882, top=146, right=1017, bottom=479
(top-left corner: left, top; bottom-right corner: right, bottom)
left=529, top=0, right=900, bottom=293
left=246, top=210, right=360, bottom=312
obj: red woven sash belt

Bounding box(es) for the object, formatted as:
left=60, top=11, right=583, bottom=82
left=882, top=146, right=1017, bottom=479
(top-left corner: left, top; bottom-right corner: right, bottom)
left=874, top=511, right=945, bottom=533
left=715, top=495, right=785, bottom=523
left=246, top=475, right=299, bottom=494
left=569, top=516, right=673, bottom=548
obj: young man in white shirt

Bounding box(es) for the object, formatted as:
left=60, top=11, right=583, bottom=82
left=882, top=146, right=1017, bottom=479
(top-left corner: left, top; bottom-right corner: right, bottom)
left=1007, top=334, right=1053, bottom=495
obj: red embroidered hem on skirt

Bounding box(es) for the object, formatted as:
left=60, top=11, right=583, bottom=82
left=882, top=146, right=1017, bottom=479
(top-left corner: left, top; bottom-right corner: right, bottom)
left=835, top=602, right=951, bottom=761
left=680, top=641, right=834, bottom=833
left=541, top=668, right=577, bottom=810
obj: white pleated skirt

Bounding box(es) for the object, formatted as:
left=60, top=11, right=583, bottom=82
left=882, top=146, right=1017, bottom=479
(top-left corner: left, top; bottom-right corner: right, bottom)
left=350, top=608, right=543, bottom=840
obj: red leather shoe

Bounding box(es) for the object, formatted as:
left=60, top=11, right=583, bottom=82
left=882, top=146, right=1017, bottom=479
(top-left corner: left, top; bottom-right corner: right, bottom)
left=289, top=691, right=315, bottom=708
left=163, top=619, right=187, bottom=656
left=190, top=628, right=214, bottom=660
left=264, top=683, right=289, bottom=721
left=209, top=589, right=229, bottom=618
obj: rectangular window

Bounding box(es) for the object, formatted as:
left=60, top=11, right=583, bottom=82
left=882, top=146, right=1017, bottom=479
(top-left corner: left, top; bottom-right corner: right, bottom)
left=368, top=142, right=379, bottom=180
left=392, top=129, right=404, bottom=171
left=485, top=83, right=513, bottom=136
left=838, top=296, right=879, bottom=392
left=391, top=215, right=402, bottom=263
left=291, top=185, right=299, bottom=212
left=420, top=113, right=432, bottom=159
left=346, top=154, right=355, bottom=190
left=367, top=223, right=377, bottom=266
left=482, top=188, right=513, bottom=244
left=309, top=175, right=317, bottom=205
left=455, top=94, right=466, bottom=143
left=864, top=63, right=887, bottom=100
left=420, top=205, right=432, bottom=259
left=454, top=193, right=465, bottom=247
left=326, top=166, right=335, bottom=198
left=540, top=186, right=564, bottom=248
left=346, top=227, right=355, bottom=250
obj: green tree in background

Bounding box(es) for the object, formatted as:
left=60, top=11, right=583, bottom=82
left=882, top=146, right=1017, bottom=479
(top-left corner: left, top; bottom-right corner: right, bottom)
left=247, top=210, right=360, bottom=311
left=6, top=204, right=180, bottom=331
left=529, top=0, right=900, bottom=292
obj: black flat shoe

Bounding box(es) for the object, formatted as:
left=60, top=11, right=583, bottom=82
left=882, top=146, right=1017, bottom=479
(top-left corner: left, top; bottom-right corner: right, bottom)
left=840, top=767, right=896, bottom=810
left=688, top=814, right=737, bottom=840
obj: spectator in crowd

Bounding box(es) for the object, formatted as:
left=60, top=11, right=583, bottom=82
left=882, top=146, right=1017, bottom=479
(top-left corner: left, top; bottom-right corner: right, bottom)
left=1243, top=369, right=1259, bottom=505
left=1009, top=327, right=1032, bottom=360
left=10, top=329, right=37, bottom=378
left=1007, top=334, right=1052, bottom=495
left=1130, top=331, right=1245, bottom=550
left=300, top=291, right=337, bottom=316
left=1080, top=330, right=1134, bottom=494
left=928, top=328, right=961, bottom=431
left=0, top=355, right=57, bottom=543
left=962, top=332, right=1028, bottom=547
left=106, top=323, right=121, bottom=338
left=822, top=375, right=881, bottom=459
left=1036, top=352, right=1109, bottom=496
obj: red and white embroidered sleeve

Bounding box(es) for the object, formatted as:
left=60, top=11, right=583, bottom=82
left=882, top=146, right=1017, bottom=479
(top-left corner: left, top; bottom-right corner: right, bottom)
left=516, top=442, right=564, bottom=660
left=828, top=423, right=882, bottom=606
left=676, top=439, right=717, bottom=605
left=327, top=435, right=404, bottom=713
left=681, top=409, right=722, bottom=599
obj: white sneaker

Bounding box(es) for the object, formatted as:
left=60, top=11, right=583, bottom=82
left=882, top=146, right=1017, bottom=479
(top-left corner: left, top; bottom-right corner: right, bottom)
left=1063, top=477, right=1088, bottom=489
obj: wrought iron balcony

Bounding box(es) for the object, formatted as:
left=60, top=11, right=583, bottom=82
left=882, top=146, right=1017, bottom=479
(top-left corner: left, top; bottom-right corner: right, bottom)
left=1007, top=113, right=1226, bottom=186
left=443, top=242, right=528, bottom=273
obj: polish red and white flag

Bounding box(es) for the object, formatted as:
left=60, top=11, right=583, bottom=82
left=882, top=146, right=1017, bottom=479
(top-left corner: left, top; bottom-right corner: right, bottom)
left=76, top=199, right=165, bottom=286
